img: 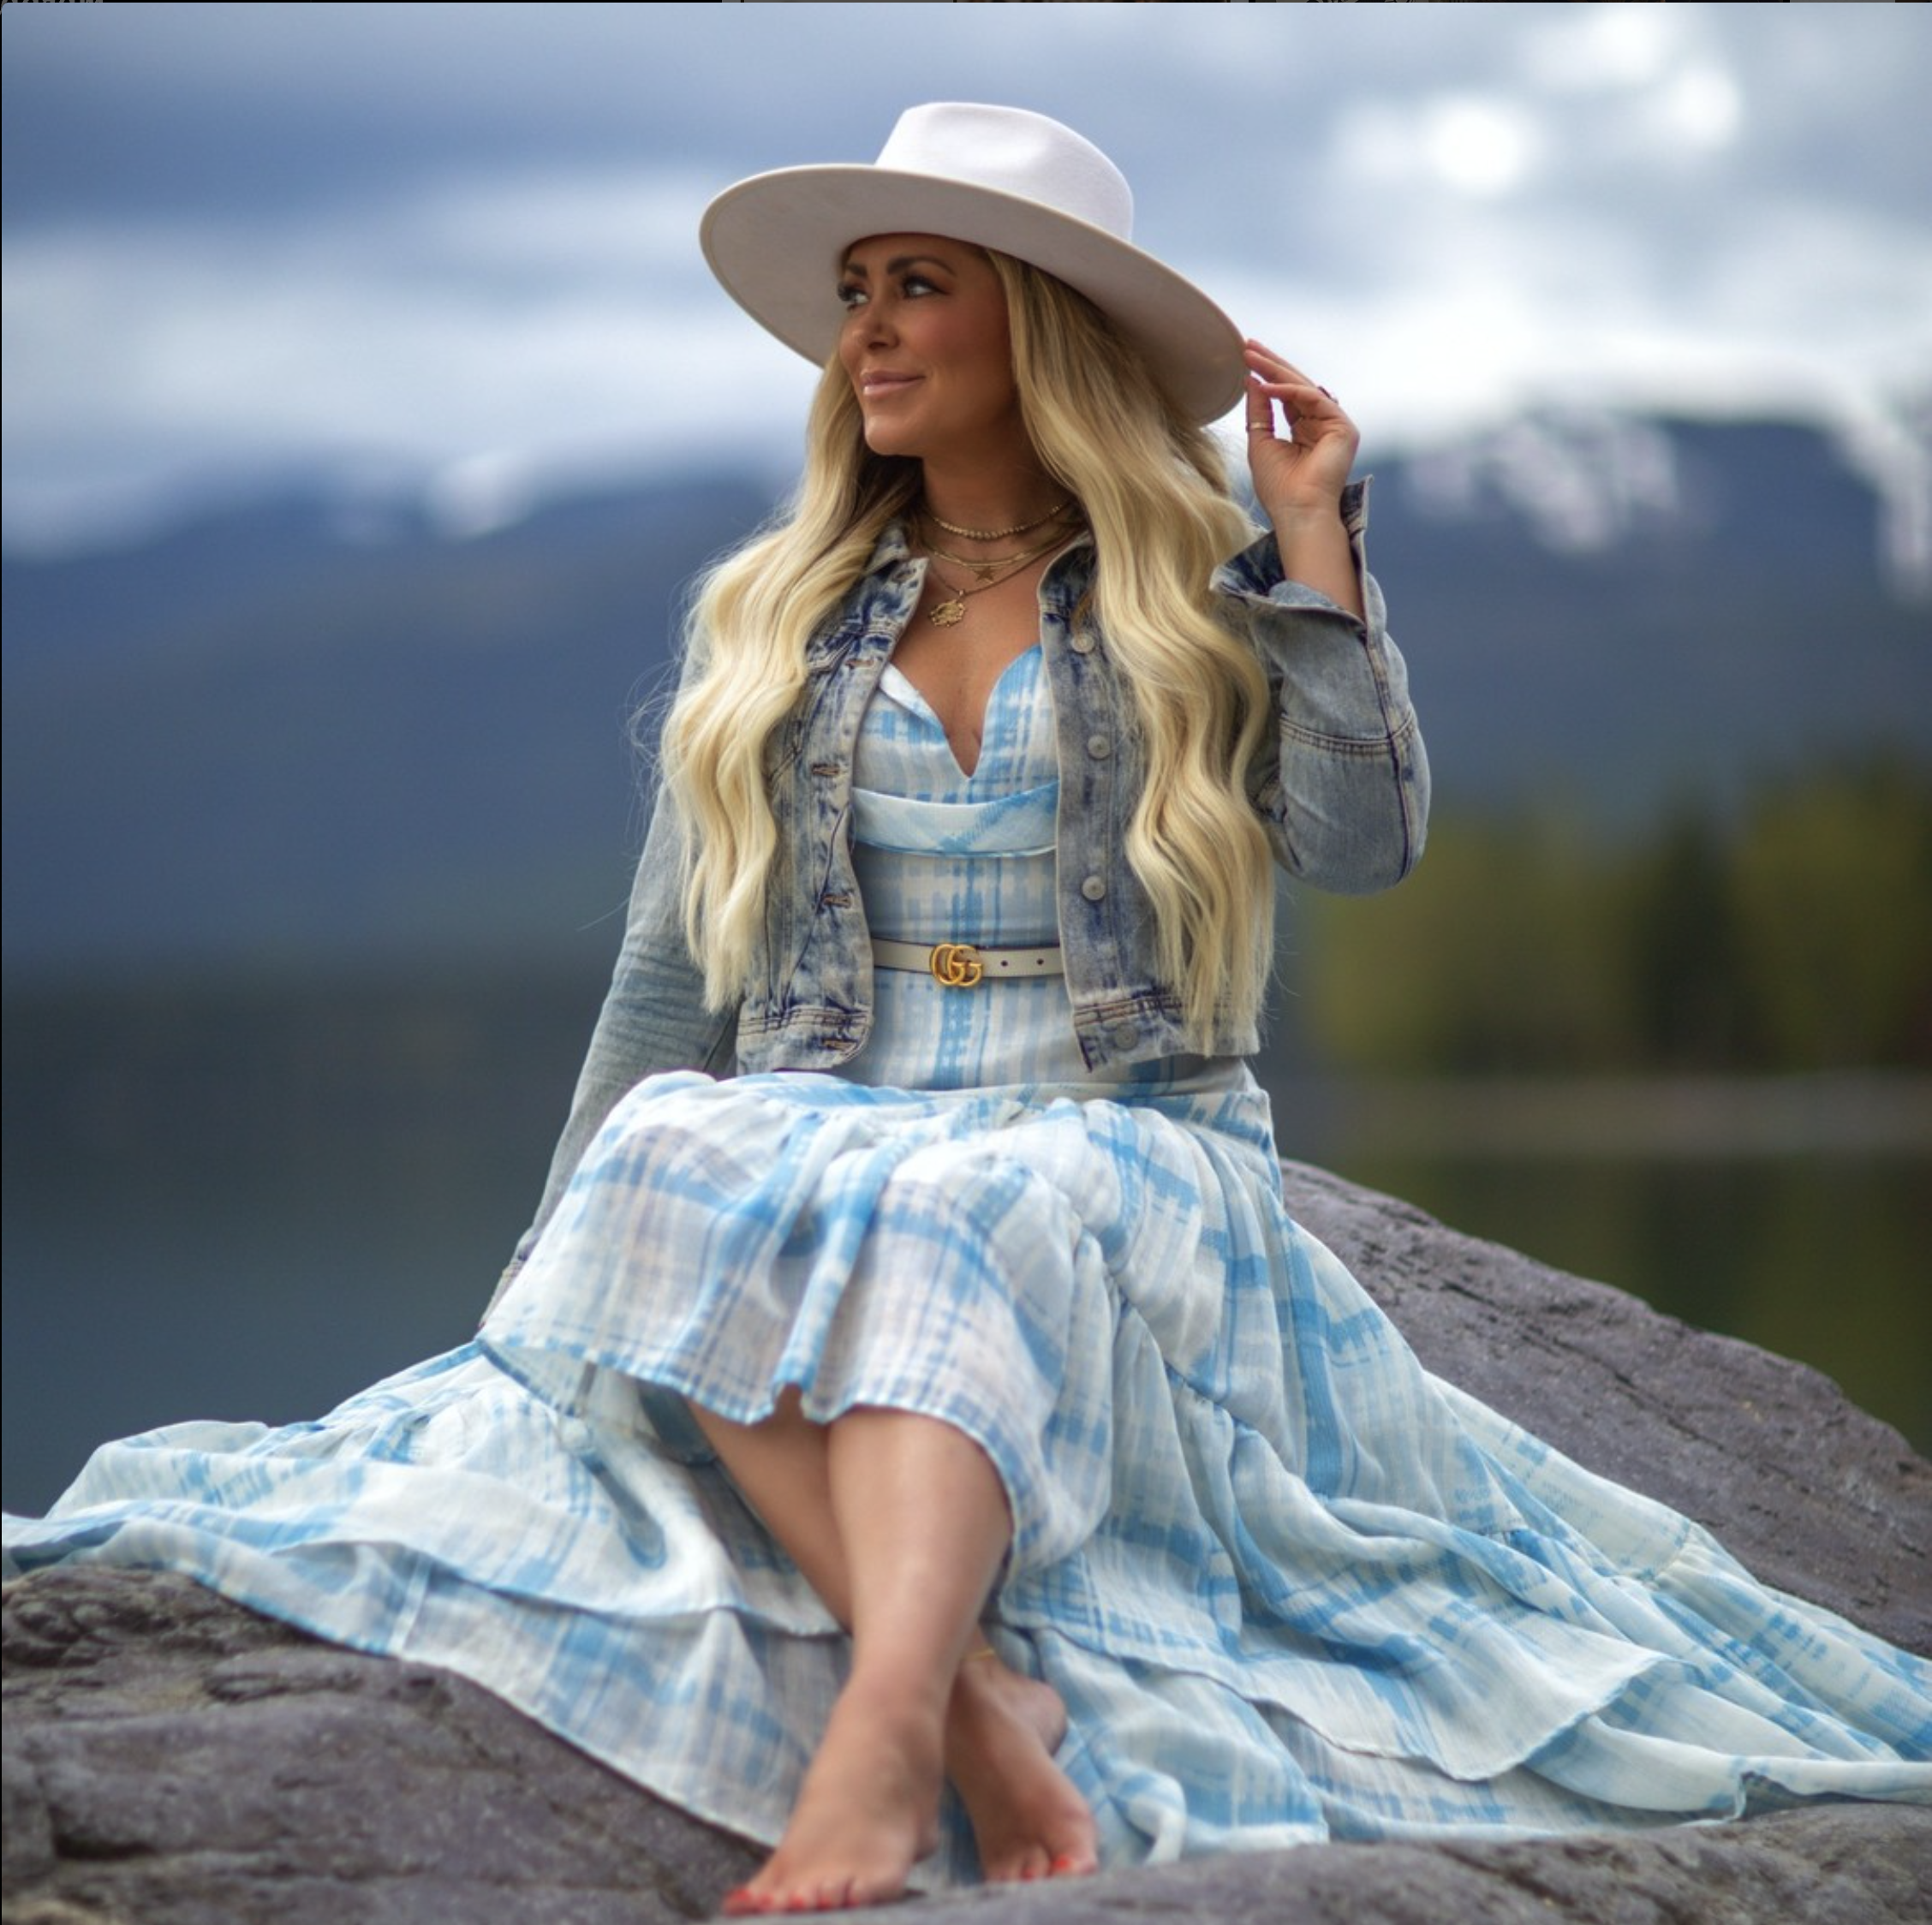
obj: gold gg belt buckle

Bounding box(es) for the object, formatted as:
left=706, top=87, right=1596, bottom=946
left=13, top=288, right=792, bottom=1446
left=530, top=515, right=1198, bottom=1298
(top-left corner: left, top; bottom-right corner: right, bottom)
left=927, top=941, right=985, bottom=989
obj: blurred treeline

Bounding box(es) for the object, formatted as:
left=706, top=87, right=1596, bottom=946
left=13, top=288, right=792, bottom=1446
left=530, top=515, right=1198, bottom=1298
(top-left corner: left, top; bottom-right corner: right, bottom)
left=1298, top=755, right=1932, bottom=1076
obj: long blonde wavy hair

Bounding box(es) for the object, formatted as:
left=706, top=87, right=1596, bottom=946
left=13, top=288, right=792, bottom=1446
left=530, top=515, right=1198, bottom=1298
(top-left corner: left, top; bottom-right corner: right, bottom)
left=660, top=250, right=1277, bottom=1036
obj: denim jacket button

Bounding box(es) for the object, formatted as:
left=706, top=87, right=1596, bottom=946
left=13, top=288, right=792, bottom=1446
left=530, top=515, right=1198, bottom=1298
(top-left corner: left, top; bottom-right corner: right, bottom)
left=1110, top=1021, right=1142, bottom=1052
left=1069, top=630, right=1096, bottom=654
left=1086, top=734, right=1112, bottom=760
left=1080, top=875, right=1106, bottom=902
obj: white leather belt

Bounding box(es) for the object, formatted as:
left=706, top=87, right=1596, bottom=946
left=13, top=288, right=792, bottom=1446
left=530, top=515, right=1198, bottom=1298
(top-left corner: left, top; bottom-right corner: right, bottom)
left=871, top=939, right=1064, bottom=988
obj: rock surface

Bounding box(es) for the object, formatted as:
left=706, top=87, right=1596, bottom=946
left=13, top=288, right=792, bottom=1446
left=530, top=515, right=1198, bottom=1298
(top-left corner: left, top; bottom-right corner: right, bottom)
left=5, top=1163, right=1928, bottom=1925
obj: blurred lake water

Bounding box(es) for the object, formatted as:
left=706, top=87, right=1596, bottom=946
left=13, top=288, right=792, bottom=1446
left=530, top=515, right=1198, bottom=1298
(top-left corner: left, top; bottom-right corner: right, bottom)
left=1280, top=1075, right=1930, bottom=1473
left=5, top=981, right=1927, bottom=1517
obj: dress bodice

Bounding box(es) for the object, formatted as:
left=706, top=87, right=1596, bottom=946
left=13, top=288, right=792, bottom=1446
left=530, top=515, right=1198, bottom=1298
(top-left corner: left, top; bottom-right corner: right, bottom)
left=838, top=649, right=1249, bottom=1100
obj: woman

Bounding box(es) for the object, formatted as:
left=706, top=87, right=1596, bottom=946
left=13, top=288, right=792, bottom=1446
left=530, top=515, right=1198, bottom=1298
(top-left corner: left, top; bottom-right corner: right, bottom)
left=7, top=104, right=1928, bottom=1919
left=489, top=100, right=1426, bottom=1906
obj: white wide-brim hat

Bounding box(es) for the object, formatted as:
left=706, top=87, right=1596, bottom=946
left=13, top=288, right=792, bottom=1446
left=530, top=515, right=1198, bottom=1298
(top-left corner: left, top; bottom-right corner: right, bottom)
left=701, top=103, right=1246, bottom=426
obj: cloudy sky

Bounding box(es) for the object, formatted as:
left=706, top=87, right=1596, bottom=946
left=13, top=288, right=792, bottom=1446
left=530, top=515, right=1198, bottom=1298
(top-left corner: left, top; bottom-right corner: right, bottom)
left=4, top=2, right=1929, bottom=551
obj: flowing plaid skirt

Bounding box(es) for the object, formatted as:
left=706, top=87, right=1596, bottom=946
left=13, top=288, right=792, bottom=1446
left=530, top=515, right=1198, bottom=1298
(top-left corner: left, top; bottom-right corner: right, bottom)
left=13, top=1066, right=1927, bottom=1884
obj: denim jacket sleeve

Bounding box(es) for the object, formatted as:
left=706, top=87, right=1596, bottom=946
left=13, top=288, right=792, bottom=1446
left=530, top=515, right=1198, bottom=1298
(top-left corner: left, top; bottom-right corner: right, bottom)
left=1213, top=479, right=1429, bottom=895
left=487, top=762, right=738, bottom=1314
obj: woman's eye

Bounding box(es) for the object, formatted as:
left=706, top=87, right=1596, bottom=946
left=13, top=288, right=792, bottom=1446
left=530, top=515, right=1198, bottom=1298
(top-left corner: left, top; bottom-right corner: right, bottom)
left=836, top=282, right=867, bottom=310
left=902, top=274, right=939, bottom=296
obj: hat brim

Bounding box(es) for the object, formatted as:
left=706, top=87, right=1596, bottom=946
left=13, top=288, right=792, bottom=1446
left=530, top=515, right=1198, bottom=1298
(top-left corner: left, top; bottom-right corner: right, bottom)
left=701, top=164, right=1247, bottom=426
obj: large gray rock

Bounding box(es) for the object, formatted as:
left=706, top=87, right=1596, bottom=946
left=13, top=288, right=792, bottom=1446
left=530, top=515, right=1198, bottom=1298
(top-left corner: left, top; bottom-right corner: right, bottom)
left=6, top=1165, right=1928, bottom=1924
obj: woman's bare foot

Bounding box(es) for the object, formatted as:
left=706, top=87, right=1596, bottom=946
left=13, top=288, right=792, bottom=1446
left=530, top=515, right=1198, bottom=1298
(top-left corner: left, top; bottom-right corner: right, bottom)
left=723, top=1677, right=945, bottom=1915
left=945, top=1652, right=1099, bottom=1883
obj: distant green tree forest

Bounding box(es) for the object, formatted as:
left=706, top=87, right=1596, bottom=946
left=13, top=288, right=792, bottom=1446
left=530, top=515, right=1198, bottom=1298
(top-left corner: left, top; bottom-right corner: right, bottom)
left=1297, top=757, right=1932, bottom=1076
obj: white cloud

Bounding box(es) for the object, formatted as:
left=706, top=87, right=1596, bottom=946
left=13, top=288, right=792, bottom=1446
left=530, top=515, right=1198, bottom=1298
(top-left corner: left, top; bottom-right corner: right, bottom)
left=1655, top=65, right=1743, bottom=152
left=1421, top=98, right=1544, bottom=200
left=1, top=162, right=824, bottom=545
left=3, top=3, right=1928, bottom=551
left=1520, top=3, right=1685, bottom=93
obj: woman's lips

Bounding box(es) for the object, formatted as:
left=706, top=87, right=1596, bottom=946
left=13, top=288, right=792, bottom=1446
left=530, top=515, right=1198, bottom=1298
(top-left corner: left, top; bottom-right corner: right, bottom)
left=858, top=372, right=920, bottom=397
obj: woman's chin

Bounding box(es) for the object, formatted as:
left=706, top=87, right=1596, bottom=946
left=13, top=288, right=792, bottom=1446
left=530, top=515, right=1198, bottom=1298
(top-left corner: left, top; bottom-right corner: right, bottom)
left=861, top=421, right=921, bottom=461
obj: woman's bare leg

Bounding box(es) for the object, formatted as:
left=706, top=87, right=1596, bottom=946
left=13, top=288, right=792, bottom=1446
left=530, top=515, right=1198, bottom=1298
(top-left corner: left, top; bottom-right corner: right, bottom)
left=691, top=1394, right=1098, bottom=1905
left=718, top=1404, right=999, bottom=1911
left=943, top=1651, right=1098, bottom=1883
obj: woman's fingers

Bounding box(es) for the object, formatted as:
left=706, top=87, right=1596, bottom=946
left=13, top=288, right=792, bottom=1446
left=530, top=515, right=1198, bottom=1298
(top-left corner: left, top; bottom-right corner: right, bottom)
left=1240, top=343, right=1360, bottom=525
left=1245, top=372, right=1276, bottom=435
left=1243, top=372, right=1354, bottom=443
left=1242, top=342, right=1348, bottom=438
left=1244, top=337, right=1325, bottom=390
left=1246, top=383, right=1346, bottom=434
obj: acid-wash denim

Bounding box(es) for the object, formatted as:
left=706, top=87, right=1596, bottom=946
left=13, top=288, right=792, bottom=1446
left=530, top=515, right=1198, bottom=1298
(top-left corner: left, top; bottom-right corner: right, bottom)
left=507, top=481, right=1427, bottom=1277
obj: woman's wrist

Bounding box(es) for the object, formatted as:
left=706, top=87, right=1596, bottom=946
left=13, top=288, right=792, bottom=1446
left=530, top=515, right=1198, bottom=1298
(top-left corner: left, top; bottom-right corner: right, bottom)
left=1268, top=500, right=1363, bottom=620
left=1265, top=494, right=1347, bottom=536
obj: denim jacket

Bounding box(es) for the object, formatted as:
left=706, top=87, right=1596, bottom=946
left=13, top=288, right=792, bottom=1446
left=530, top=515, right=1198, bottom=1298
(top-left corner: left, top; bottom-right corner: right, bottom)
left=506, top=481, right=1427, bottom=1278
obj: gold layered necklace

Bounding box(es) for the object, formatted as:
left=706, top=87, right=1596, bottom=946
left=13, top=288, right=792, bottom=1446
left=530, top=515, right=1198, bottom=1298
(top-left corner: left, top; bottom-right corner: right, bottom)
left=922, top=553, right=1040, bottom=627
left=916, top=502, right=1079, bottom=628
left=926, top=498, right=1070, bottom=542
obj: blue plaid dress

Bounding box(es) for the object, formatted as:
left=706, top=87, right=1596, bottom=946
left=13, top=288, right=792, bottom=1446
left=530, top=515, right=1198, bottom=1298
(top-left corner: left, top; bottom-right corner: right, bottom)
left=7, top=651, right=1929, bottom=1882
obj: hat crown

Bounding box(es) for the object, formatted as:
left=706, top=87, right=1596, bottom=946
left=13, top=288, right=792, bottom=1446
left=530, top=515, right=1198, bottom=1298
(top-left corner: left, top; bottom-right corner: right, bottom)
left=873, top=104, right=1134, bottom=244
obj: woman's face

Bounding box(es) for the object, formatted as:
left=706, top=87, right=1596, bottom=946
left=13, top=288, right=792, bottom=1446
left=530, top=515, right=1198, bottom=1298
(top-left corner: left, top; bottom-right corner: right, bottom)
left=836, top=234, right=1024, bottom=468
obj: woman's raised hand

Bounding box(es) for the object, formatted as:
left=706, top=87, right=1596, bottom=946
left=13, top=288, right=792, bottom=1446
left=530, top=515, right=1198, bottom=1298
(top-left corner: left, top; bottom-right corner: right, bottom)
left=1242, top=339, right=1359, bottom=521
left=1241, top=339, right=1365, bottom=617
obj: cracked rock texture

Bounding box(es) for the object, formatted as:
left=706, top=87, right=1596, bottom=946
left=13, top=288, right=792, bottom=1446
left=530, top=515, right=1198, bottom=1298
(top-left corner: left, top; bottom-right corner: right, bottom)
left=6, top=1162, right=1929, bottom=1924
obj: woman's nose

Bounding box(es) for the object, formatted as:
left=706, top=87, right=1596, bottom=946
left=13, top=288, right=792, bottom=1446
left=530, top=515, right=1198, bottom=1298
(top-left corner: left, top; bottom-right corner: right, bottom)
left=841, top=305, right=892, bottom=355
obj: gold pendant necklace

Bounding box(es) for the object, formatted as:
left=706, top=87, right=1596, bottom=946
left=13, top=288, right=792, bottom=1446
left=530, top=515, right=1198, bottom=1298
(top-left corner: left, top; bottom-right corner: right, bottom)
left=925, top=553, right=1041, bottom=627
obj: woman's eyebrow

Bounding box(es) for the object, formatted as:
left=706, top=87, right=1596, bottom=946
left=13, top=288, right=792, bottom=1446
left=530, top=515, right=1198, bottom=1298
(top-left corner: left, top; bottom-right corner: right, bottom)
left=838, top=253, right=952, bottom=279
